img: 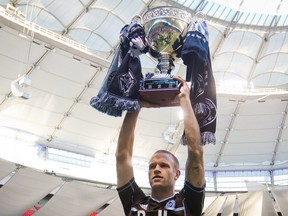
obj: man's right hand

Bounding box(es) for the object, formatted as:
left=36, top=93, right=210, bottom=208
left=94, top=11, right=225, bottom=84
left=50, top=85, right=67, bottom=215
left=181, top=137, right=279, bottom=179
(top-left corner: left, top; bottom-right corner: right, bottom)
left=173, top=76, right=191, bottom=102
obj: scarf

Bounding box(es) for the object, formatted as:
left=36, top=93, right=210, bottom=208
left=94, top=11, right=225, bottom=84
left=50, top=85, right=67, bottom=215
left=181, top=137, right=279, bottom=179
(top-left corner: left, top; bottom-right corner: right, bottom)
left=181, top=19, right=217, bottom=145
left=90, top=23, right=145, bottom=117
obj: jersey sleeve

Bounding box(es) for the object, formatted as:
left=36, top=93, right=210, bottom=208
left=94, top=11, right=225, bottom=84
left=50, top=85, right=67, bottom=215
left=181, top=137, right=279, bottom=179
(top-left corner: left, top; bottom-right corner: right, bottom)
left=117, top=177, right=146, bottom=215
left=182, top=181, right=205, bottom=216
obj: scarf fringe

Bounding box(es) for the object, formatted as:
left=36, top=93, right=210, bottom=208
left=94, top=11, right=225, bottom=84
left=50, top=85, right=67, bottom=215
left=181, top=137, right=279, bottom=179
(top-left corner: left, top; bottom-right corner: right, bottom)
left=90, top=91, right=140, bottom=117
left=201, top=131, right=216, bottom=145
left=181, top=131, right=216, bottom=146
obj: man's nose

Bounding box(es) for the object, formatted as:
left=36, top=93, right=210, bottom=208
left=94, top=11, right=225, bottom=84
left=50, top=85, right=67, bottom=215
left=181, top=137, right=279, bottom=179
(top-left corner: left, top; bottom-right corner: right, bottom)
left=154, top=164, right=161, bottom=172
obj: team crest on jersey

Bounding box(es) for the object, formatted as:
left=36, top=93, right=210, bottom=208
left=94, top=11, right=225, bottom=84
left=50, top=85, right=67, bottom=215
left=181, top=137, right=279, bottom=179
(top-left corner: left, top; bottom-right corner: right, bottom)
left=165, top=200, right=176, bottom=209
left=140, top=204, right=148, bottom=210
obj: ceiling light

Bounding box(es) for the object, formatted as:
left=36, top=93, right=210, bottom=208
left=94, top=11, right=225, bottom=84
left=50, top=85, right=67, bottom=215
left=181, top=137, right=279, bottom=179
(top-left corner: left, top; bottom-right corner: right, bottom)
left=10, top=74, right=31, bottom=99
left=72, top=56, right=81, bottom=61
left=18, top=33, right=27, bottom=38
left=230, top=113, right=239, bottom=117
left=163, top=125, right=177, bottom=144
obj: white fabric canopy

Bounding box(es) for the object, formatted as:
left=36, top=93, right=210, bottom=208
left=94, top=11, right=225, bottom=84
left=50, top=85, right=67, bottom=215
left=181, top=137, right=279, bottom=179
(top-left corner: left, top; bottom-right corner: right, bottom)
left=98, top=197, right=125, bottom=216
left=0, top=167, right=63, bottom=216
left=271, top=186, right=288, bottom=216
left=34, top=180, right=118, bottom=216
left=0, top=158, right=16, bottom=180
left=202, top=195, right=226, bottom=215
left=221, top=195, right=236, bottom=216
left=237, top=190, right=278, bottom=216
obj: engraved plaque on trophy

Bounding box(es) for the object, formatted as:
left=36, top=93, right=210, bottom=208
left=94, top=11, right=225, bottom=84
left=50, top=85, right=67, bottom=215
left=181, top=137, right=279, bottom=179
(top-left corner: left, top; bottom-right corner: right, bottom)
left=139, top=6, right=191, bottom=106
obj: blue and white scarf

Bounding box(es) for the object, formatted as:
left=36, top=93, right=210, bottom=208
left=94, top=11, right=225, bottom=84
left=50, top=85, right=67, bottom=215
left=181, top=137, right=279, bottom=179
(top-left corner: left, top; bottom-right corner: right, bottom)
left=90, top=23, right=145, bottom=117
left=181, top=19, right=217, bottom=145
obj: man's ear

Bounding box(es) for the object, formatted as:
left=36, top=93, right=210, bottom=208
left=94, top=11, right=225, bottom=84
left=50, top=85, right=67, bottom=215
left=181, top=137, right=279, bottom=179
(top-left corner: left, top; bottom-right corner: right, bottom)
left=175, top=170, right=181, bottom=180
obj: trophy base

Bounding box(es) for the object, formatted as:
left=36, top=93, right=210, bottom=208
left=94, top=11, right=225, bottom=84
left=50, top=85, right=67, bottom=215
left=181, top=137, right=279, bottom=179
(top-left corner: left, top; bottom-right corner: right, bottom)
left=139, top=78, right=180, bottom=107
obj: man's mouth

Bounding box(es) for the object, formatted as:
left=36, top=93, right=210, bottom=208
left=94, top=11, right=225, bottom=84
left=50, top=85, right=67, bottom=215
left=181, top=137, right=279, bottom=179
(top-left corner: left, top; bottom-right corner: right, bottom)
left=152, top=175, right=163, bottom=180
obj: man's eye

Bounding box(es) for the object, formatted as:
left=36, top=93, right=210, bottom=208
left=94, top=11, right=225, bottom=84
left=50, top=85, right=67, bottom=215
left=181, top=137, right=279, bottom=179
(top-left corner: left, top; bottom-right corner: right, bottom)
left=149, top=164, right=155, bottom=169
left=160, top=163, right=169, bottom=168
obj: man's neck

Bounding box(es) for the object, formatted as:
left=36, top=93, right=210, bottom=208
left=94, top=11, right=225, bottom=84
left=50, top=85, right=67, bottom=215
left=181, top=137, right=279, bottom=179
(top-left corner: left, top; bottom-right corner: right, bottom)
left=151, top=187, right=175, bottom=201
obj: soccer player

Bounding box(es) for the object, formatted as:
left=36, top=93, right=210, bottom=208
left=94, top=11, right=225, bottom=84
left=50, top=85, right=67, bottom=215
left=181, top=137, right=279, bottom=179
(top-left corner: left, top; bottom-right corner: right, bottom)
left=115, top=76, right=205, bottom=216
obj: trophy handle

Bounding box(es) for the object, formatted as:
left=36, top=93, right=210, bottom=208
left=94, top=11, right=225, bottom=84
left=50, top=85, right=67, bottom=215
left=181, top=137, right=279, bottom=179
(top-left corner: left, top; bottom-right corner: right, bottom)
left=189, top=12, right=209, bottom=41
left=194, top=11, right=206, bottom=22
left=131, top=15, right=142, bottom=25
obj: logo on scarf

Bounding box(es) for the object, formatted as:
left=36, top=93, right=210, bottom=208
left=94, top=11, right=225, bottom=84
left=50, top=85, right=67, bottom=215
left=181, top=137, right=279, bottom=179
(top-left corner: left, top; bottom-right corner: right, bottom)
left=118, top=69, right=136, bottom=96
left=195, top=99, right=216, bottom=128
left=194, top=71, right=216, bottom=128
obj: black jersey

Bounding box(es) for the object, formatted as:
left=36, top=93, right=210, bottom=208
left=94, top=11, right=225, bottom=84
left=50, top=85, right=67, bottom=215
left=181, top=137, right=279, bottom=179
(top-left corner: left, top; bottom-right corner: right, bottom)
left=117, top=178, right=205, bottom=216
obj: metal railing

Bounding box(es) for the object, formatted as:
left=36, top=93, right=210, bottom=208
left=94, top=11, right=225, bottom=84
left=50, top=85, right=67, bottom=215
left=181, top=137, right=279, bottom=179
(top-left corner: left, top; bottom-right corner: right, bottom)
left=0, top=5, right=90, bottom=54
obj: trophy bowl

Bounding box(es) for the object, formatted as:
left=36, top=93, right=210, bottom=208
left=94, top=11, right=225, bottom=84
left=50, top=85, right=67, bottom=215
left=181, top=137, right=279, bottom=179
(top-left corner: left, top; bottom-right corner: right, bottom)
left=139, top=6, right=191, bottom=106
left=143, top=6, right=191, bottom=64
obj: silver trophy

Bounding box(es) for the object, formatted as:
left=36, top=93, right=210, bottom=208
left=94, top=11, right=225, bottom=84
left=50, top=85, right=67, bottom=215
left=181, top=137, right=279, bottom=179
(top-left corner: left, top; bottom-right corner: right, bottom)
left=139, top=6, right=192, bottom=106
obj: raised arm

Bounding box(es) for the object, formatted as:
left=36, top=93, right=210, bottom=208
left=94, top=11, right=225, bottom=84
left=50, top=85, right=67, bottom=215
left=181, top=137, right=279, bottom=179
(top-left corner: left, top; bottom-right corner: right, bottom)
left=174, top=76, right=205, bottom=188
left=115, top=111, right=139, bottom=188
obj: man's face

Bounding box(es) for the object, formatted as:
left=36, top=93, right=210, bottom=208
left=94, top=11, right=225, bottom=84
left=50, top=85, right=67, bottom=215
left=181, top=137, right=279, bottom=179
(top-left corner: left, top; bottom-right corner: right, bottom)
left=148, top=152, right=179, bottom=189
